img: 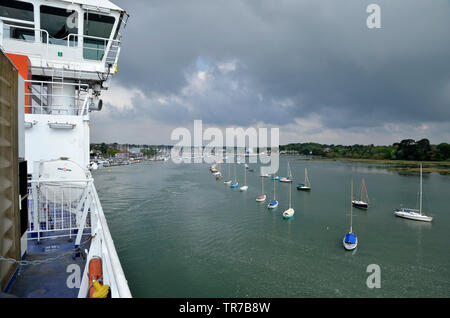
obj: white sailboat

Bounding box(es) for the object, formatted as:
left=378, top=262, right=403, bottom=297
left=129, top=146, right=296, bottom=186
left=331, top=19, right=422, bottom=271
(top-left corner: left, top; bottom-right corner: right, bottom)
left=214, top=162, right=222, bottom=180
left=352, top=177, right=369, bottom=209
left=230, top=164, right=239, bottom=189
left=224, top=164, right=232, bottom=185
left=282, top=164, right=295, bottom=219
left=268, top=177, right=279, bottom=209
left=240, top=164, right=248, bottom=191
left=297, top=168, right=311, bottom=191
left=279, top=162, right=292, bottom=183
left=394, top=163, right=433, bottom=222
left=343, top=180, right=358, bottom=251
left=256, top=171, right=267, bottom=202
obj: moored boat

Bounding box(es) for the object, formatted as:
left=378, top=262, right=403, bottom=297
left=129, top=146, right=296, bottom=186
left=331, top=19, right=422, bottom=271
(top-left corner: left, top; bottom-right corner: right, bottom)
left=394, top=164, right=433, bottom=222
left=297, top=168, right=311, bottom=191
left=343, top=180, right=358, bottom=251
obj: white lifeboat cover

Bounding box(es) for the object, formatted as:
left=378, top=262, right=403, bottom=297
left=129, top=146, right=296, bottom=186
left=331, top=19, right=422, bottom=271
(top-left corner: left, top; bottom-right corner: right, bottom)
left=39, top=159, right=88, bottom=203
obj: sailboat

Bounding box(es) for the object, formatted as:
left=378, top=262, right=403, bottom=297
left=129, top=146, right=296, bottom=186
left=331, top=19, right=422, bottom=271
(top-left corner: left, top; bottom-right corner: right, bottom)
left=268, top=177, right=279, bottom=209
left=214, top=162, right=222, bottom=180
left=256, top=172, right=267, bottom=202
left=282, top=164, right=295, bottom=219
left=210, top=162, right=218, bottom=173
left=352, top=177, right=369, bottom=209
left=297, top=168, right=311, bottom=191
left=240, top=164, right=249, bottom=191
left=343, top=180, right=358, bottom=251
left=279, top=162, right=292, bottom=183
left=212, top=162, right=221, bottom=176
left=224, top=164, right=232, bottom=185
left=230, top=164, right=239, bottom=189
left=394, top=163, right=433, bottom=222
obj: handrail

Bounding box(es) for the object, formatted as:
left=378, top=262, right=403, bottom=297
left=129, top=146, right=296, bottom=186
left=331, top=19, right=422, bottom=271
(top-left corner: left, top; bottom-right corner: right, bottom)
left=0, top=20, right=50, bottom=42
left=1, top=22, right=121, bottom=67
left=0, top=17, right=34, bottom=26
left=90, top=183, right=132, bottom=298
left=24, top=79, right=89, bottom=116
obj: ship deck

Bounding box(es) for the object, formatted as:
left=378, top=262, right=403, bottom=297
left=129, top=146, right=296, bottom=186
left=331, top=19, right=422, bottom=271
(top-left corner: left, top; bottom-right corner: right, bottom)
left=5, top=234, right=90, bottom=298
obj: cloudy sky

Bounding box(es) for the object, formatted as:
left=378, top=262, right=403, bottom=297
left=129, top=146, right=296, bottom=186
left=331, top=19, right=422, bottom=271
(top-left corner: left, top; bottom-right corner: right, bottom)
left=91, top=0, right=450, bottom=146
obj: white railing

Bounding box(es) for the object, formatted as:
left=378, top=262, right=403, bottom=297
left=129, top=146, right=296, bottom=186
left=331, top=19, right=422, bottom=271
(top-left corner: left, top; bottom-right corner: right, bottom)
left=25, top=80, right=89, bottom=116
left=1, top=20, right=121, bottom=70
left=68, top=33, right=122, bottom=67
left=28, top=178, right=132, bottom=298
left=0, top=19, right=49, bottom=58
left=27, top=178, right=92, bottom=241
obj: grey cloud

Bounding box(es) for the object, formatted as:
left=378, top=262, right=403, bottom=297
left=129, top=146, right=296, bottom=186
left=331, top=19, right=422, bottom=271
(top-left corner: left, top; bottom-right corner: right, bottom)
left=93, top=0, right=450, bottom=144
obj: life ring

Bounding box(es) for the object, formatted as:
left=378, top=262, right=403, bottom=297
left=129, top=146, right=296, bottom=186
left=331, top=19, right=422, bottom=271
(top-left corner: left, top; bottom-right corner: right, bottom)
left=88, top=256, right=109, bottom=298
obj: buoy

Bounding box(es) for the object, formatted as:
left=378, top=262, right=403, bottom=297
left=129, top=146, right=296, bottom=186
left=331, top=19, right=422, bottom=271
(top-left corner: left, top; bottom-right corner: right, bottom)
left=88, top=257, right=109, bottom=298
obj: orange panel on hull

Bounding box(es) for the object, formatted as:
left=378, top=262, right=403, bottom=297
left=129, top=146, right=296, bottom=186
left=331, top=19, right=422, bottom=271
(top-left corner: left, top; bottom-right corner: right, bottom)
left=6, top=53, right=32, bottom=113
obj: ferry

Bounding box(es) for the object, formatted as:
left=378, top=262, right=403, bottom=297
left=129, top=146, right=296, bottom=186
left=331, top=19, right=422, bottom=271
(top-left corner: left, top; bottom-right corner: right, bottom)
left=0, top=0, right=131, bottom=297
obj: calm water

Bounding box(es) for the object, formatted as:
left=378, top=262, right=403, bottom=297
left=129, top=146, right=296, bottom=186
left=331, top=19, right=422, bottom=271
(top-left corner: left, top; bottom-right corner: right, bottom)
left=93, top=158, right=450, bottom=297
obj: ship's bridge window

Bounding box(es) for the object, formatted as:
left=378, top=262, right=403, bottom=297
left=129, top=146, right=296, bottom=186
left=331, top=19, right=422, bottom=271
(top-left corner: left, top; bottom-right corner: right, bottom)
left=0, top=0, right=33, bottom=21
left=0, top=0, right=34, bottom=41
left=40, top=5, right=78, bottom=46
left=83, top=12, right=115, bottom=61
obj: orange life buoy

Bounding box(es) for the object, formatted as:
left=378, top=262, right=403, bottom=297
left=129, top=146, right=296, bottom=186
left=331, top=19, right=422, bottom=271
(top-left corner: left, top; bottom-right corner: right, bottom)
left=88, top=257, right=103, bottom=298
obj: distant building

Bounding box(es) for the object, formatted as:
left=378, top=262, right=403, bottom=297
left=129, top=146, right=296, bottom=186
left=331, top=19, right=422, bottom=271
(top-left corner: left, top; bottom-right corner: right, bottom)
left=115, top=150, right=130, bottom=159
left=129, top=147, right=141, bottom=154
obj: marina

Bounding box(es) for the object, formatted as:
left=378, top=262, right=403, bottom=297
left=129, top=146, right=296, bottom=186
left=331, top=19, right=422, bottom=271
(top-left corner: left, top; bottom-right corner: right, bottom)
left=1, top=0, right=449, bottom=303
left=93, top=158, right=450, bottom=297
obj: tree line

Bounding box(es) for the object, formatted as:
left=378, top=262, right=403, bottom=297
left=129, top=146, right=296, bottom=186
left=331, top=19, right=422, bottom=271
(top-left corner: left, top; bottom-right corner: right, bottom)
left=280, top=139, right=450, bottom=161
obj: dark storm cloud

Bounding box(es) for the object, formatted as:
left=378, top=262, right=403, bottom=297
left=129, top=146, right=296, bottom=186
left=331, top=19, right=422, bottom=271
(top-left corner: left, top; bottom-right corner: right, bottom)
left=103, top=0, right=450, bottom=138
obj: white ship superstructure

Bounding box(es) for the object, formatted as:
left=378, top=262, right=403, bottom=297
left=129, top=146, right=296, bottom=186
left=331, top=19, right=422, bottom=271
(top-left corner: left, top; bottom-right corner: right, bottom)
left=0, top=0, right=131, bottom=297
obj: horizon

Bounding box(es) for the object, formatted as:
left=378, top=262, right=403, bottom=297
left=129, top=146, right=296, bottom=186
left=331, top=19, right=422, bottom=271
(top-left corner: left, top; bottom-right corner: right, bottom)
left=90, top=137, right=446, bottom=148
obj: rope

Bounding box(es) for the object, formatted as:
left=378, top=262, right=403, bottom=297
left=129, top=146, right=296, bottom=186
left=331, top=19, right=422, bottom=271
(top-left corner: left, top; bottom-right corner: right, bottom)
left=0, top=237, right=92, bottom=266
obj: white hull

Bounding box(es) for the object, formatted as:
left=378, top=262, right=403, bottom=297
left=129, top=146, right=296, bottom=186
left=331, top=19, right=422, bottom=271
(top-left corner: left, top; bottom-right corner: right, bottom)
left=224, top=180, right=232, bottom=185
left=394, top=210, right=432, bottom=222
left=240, top=185, right=248, bottom=191
left=352, top=200, right=368, bottom=209
left=283, top=208, right=295, bottom=218
left=256, top=195, right=267, bottom=202
left=279, top=178, right=292, bottom=183
left=268, top=201, right=279, bottom=209
left=343, top=237, right=358, bottom=250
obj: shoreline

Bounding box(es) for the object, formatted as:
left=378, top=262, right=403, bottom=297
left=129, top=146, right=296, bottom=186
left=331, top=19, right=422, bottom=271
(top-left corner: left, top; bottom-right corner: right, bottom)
left=287, top=155, right=450, bottom=175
